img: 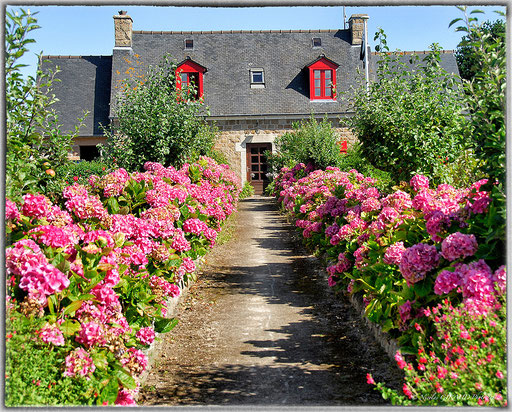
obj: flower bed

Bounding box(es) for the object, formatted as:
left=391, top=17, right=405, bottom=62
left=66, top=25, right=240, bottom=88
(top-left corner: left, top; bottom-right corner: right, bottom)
left=273, top=163, right=506, bottom=406
left=5, top=157, right=241, bottom=406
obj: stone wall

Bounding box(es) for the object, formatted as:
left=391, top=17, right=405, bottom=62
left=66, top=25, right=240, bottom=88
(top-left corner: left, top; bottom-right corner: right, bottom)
left=210, top=117, right=358, bottom=184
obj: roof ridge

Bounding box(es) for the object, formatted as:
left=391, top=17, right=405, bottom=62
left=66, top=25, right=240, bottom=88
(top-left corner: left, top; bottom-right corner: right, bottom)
left=41, top=55, right=112, bottom=59
left=371, top=50, right=454, bottom=55
left=133, top=29, right=341, bottom=35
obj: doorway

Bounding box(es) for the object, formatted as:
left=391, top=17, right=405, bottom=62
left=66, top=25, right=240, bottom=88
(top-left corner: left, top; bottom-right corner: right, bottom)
left=246, top=143, right=272, bottom=195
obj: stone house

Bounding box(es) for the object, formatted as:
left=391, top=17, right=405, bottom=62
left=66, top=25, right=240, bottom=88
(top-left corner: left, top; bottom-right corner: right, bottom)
left=42, top=11, right=459, bottom=194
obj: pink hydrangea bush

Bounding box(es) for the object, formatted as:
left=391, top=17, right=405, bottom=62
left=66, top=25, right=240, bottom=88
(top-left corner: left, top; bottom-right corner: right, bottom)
left=5, top=156, right=241, bottom=406
left=273, top=162, right=504, bottom=350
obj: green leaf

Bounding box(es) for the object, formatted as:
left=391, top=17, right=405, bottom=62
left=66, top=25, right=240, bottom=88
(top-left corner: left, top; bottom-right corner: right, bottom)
left=60, top=319, right=81, bottom=336
left=154, top=317, right=179, bottom=334
left=62, top=300, right=83, bottom=316
left=113, top=365, right=137, bottom=390
left=98, top=378, right=119, bottom=406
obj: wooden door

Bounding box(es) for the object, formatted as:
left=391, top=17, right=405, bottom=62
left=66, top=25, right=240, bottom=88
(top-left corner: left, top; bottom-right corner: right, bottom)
left=246, top=143, right=272, bottom=195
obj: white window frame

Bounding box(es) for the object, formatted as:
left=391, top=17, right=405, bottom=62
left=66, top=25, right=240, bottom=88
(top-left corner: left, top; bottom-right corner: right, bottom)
left=250, top=68, right=265, bottom=89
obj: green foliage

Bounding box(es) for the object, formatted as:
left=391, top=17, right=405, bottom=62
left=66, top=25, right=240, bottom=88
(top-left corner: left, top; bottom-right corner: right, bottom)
left=349, top=30, right=467, bottom=185
left=57, top=160, right=113, bottom=186
left=5, top=9, right=86, bottom=202
left=100, top=54, right=217, bottom=170
left=455, top=18, right=505, bottom=81
left=239, top=181, right=255, bottom=200
left=338, top=142, right=394, bottom=192
left=5, top=311, right=101, bottom=406
left=267, top=115, right=346, bottom=173
left=450, top=8, right=506, bottom=187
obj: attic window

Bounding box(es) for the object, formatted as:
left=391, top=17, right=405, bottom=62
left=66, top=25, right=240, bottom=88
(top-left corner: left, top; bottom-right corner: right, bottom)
left=312, top=37, right=322, bottom=48
left=306, top=56, right=339, bottom=101
left=184, top=39, right=194, bottom=50
left=250, top=69, right=265, bottom=88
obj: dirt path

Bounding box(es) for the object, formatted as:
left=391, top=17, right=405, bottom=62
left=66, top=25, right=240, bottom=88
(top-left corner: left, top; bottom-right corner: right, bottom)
left=139, top=196, right=402, bottom=406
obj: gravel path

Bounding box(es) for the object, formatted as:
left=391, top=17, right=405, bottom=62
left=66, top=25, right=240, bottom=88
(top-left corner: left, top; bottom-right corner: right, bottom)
left=139, top=196, right=402, bottom=407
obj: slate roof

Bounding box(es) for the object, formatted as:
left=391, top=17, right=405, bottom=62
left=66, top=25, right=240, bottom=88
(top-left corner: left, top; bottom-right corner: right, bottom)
left=109, top=28, right=367, bottom=119
left=371, top=50, right=460, bottom=77
left=40, top=55, right=112, bottom=136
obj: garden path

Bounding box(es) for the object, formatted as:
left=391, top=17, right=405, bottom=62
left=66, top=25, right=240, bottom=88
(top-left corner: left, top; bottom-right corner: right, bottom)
left=139, top=196, right=402, bottom=407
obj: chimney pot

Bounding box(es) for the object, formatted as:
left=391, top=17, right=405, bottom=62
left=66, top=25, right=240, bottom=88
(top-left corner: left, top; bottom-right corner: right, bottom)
left=348, top=14, right=369, bottom=45
left=113, top=12, right=133, bottom=48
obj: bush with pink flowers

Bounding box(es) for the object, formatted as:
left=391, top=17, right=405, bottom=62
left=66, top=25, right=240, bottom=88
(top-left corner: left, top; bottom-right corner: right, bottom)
left=5, top=156, right=241, bottom=406
left=273, top=161, right=505, bottom=405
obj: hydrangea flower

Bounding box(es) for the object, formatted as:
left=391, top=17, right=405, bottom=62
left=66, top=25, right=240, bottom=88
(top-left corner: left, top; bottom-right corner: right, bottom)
left=399, top=243, right=440, bottom=286
left=383, top=242, right=406, bottom=266
left=441, top=232, right=478, bottom=261
left=63, top=348, right=96, bottom=380
left=136, top=326, right=156, bottom=346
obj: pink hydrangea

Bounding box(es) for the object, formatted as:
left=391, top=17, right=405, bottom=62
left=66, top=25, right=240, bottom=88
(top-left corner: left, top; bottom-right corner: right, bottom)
left=120, top=347, right=148, bottom=376
left=181, top=257, right=196, bottom=274
left=441, top=232, right=478, bottom=261
left=115, top=389, right=137, bottom=406
left=493, top=265, right=506, bottom=294
left=29, top=225, right=76, bottom=249
left=399, top=243, right=440, bottom=286
left=183, top=218, right=208, bottom=235
left=410, top=174, right=430, bottom=192
left=76, top=321, right=104, bottom=348
left=149, top=276, right=181, bottom=298
left=136, top=326, right=156, bottom=346
left=383, top=242, right=406, bottom=266
left=425, top=210, right=451, bottom=242
left=63, top=348, right=96, bottom=380
left=398, top=300, right=414, bottom=330
left=6, top=199, right=20, bottom=221
left=361, top=197, right=381, bottom=213
left=171, top=229, right=191, bottom=252
left=21, top=193, right=51, bottom=219
left=434, top=269, right=462, bottom=295
left=37, top=323, right=65, bottom=346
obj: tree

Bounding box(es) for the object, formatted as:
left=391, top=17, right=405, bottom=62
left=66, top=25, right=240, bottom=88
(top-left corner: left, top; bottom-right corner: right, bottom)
left=5, top=9, right=85, bottom=201
left=455, top=18, right=505, bottom=81
left=100, top=54, right=218, bottom=171
left=348, top=29, right=467, bottom=184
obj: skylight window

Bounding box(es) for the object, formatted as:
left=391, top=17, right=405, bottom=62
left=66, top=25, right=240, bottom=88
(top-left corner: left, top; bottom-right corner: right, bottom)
left=312, top=37, right=322, bottom=48
left=250, top=69, right=265, bottom=88
left=184, top=39, right=194, bottom=50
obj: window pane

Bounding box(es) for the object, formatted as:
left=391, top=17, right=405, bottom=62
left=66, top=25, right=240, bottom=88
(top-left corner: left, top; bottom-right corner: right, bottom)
left=251, top=164, right=259, bottom=172
left=251, top=156, right=259, bottom=163
left=252, top=71, right=263, bottom=83
left=259, top=147, right=267, bottom=153
left=314, top=79, right=321, bottom=88
left=251, top=148, right=258, bottom=154
left=325, top=70, right=332, bottom=79
left=325, top=86, right=332, bottom=96
left=253, top=173, right=259, bottom=180
left=315, top=88, right=321, bottom=97
left=181, top=73, right=188, bottom=83
left=314, top=70, right=321, bottom=79
left=261, top=164, right=267, bottom=172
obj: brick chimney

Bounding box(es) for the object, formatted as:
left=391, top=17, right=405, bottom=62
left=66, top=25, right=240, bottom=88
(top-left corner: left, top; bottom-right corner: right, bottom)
left=113, top=10, right=133, bottom=48
left=348, top=14, right=369, bottom=45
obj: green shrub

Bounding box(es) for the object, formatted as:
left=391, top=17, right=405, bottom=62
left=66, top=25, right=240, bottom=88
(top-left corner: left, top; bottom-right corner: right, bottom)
left=5, top=8, right=86, bottom=202
left=349, top=31, right=467, bottom=185
left=100, top=54, right=218, bottom=170
left=267, top=115, right=345, bottom=173
left=239, top=181, right=255, bottom=199
left=57, top=160, right=113, bottom=186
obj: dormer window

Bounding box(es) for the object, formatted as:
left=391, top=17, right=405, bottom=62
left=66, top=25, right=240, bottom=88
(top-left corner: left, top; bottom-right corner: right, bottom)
left=176, top=58, right=207, bottom=100
left=184, top=39, right=194, bottom=50
left=312, top=37, right=322, bottom=48
left=250, top=68, right=265, bottom=88
left=305, top=55, right=339, bottom=101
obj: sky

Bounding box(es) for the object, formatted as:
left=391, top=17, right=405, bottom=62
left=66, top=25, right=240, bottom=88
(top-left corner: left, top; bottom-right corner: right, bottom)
left=6, top=3, right=508, bottom=80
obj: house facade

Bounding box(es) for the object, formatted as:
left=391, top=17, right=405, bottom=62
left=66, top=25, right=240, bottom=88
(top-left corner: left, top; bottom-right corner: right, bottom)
left=42, top=11, right=459, bottom=194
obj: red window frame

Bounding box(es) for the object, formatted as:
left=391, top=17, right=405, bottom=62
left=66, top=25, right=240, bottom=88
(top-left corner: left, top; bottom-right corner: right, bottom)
left=176, top=59, right=206, bottom=100
left=307, top=57, right=338, bottom=101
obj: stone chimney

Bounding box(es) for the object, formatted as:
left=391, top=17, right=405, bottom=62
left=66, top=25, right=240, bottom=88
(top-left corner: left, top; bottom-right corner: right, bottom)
left=348, top=14, right=369, bottom=45
left=113, top=10, right=133, bottom=48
